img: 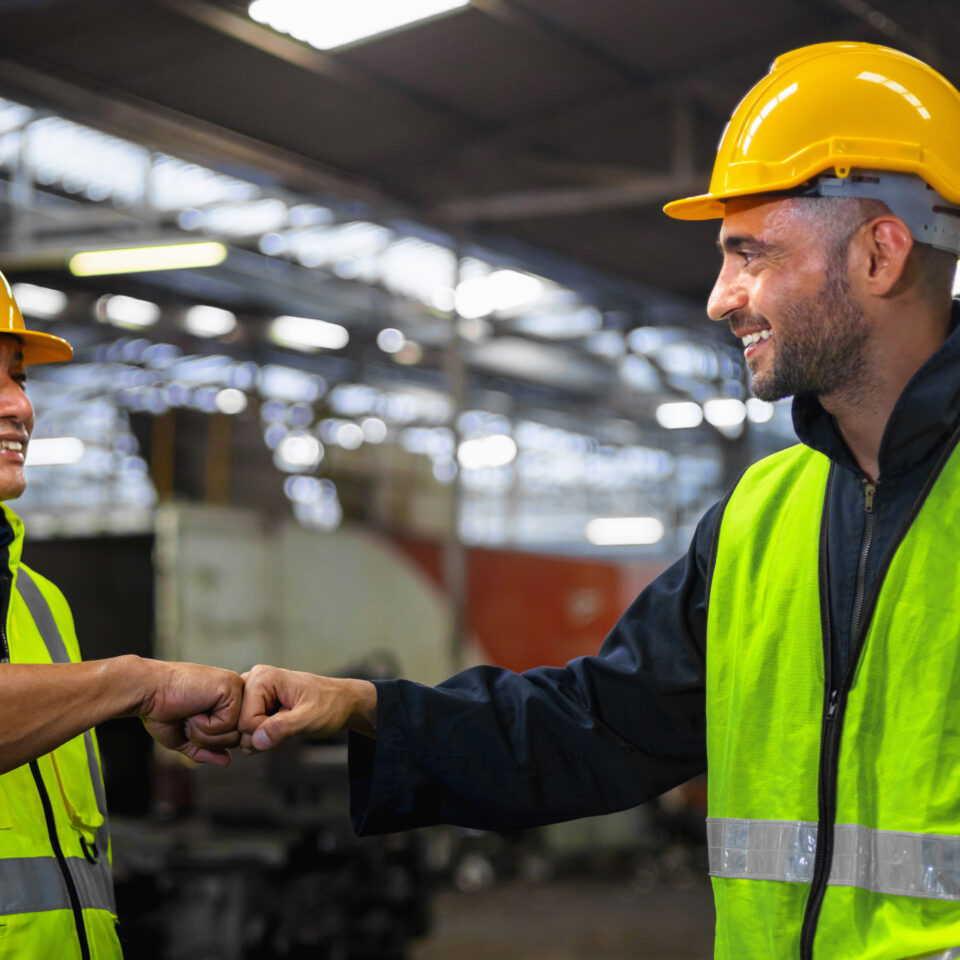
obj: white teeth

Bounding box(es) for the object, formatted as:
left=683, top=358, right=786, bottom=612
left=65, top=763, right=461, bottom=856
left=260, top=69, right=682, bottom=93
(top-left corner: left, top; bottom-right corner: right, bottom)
left=0, top=441, right=23, bottom=452
left=741, top=330, right=772, bottom=347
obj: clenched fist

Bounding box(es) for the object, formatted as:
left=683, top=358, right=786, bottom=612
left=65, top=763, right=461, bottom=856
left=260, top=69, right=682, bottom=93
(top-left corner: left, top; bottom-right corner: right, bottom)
left=136, top=659, right=245, bottom=766
left=238, top=665, right=377, bottom=753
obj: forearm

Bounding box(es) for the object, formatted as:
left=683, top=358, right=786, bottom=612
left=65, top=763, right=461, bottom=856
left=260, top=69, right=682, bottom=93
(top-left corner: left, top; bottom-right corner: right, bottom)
left=349, top=520, right=716, bottom=836
left=0, top=654, right=154, bottom=773
left=351, top=667, right=706, bottom=835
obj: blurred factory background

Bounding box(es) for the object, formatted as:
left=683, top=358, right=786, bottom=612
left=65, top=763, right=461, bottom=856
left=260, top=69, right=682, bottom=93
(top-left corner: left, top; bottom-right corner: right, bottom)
left=0, top=1, right=957, bottom=958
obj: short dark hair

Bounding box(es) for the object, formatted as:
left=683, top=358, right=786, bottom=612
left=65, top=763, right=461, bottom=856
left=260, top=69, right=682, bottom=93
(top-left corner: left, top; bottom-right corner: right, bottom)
left=792, top=196, right=955, bottom=304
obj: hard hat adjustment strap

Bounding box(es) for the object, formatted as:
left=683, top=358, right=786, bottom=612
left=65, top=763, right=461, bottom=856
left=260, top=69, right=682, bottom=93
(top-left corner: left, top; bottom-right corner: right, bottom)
left=798, top=170, right=960, bottom=255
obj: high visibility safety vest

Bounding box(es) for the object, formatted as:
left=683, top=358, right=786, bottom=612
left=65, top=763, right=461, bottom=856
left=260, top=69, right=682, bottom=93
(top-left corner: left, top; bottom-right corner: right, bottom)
left=0, top=505, right=120, bottom=959
left=706, top=437, right=960, bottom=960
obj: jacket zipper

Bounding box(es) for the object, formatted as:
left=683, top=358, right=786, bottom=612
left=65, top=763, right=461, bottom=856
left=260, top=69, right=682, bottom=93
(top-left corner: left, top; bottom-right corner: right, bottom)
left=0, top=568, right=9, bottom=664
left=848, top=481, right=876, bottom=642
left=800, top=421, right=960, bottom=957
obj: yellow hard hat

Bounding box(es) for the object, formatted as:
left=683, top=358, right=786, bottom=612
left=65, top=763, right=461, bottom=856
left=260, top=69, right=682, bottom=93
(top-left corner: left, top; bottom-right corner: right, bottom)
left=664, top=41, right=960, bottom=220
left=0, top=273, right=72, bottom=365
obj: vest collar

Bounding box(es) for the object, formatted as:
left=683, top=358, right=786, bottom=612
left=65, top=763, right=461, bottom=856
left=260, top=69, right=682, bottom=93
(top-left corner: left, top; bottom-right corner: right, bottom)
left=0, top=502, right=24, bottom=573
left=792, top=301, right=960, bottom=480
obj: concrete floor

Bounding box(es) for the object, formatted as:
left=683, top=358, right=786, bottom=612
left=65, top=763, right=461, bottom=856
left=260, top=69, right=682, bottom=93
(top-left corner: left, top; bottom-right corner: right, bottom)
left=411, top=878, right=716, bottom=960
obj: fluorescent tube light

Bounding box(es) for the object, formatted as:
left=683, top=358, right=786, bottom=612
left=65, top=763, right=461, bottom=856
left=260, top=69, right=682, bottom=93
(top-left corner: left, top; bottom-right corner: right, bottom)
left=248, top=0, right=469, bottom=50
left=703, top=398, right=746, bottom=428
left=746, top=398, right=775, bottom=424
left=655, top=401, right=703, bottom=430
left=457, top=435, right=517, bottom=470
left=69, top=241, right=227, bottom=276
left=11, top=283, right=67, bottom=318
left=184, top=305, right=237, bottom=338
left=26, top=437, right=85, bottom=467
left=269, top=315, right=349, bottom=352
left=585, top=517, right=665, bottom=546
left=97, top=294, right=161, bottom=329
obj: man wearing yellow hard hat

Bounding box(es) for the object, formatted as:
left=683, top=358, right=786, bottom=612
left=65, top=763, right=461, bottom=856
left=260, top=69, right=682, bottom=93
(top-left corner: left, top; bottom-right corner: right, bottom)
left=234, top=42, right=960, bottom=959
left=0, top=277, right=245, bottom=956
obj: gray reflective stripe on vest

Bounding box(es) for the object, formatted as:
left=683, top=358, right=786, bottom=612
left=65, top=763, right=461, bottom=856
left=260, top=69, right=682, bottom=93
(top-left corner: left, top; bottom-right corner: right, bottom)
left=16, top=567, right=69, bottom=663
left=0, top=855, right=114, bottom=915
left=708, top=818, right=960, bottom=900
left=920, top=950, right=960, bottom=960
left=16, top=567, right=114, bottom=907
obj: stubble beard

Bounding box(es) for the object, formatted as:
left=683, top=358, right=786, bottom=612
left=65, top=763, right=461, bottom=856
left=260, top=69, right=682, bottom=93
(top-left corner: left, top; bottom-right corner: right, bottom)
left=749, top=256, right=870, bottom=404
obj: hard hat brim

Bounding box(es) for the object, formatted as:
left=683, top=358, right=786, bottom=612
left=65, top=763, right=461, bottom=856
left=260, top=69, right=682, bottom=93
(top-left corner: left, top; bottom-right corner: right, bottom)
left=15, top=329, right=73, bottom=365
left=663, top=193, right=727, bottom=221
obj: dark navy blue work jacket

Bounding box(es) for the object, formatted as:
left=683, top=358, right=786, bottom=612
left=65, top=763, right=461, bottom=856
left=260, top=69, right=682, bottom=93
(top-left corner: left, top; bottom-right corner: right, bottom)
left=349, top=304, right=960, bottom=836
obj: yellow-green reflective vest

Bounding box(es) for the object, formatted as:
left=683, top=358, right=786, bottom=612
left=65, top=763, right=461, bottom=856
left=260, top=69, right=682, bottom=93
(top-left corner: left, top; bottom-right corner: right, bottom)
left=0, top=505, right=121, bottom=958
left=707, top=440, right=960, bottom=960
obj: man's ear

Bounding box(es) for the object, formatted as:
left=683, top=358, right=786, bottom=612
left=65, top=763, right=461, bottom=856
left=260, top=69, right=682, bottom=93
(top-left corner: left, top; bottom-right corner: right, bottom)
left=849, top=215, right=914, bottom=297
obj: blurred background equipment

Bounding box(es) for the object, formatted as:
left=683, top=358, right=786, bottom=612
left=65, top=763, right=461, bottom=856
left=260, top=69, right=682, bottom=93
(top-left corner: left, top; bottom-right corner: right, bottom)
left=3, top=1, right=959, bottom=956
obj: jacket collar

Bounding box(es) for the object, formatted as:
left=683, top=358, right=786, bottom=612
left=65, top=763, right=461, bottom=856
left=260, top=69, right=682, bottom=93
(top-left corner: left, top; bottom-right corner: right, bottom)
left=792, top=301, right=960, bottom=481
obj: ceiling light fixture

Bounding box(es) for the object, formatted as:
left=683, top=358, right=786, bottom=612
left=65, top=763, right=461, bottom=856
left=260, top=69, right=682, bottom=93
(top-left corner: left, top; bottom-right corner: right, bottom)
left=585, top=517, right=665, bottom=546
left=96, top=294, right=161, bottom=329
left=11, top=283, right=67, bottom=318
left=269, top=315, right=349, bottom=352
left=457, top=435, right=518, bottom=470
left=248, top=0, right=469, bottom=50
left=184, top=305, right=238, bottom=338
left=69, top=241, right=227, bottom=276
left=25, top=437, right=85, bottom=467
left=655, top=401, right=703, bottom=430
left=703, top=398, right=747, bottom=428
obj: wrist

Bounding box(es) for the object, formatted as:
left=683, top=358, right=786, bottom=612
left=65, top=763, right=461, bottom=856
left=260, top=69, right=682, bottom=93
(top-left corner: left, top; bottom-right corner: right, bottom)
left=110, top=654, right=161, bottom=718
left=344, top=679, right=378, bottom=737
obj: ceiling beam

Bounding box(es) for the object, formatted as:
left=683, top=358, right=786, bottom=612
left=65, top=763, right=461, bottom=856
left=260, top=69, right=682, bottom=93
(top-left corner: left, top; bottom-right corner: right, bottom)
left=470, top=0, right=653, bottom=86
left=155, top=0, right=488, bottom=130
left=430, top=172, right=709, bottom=223
left=824, top=0, right=955, bottom=75
left=0, top=53, right=395, bottom=209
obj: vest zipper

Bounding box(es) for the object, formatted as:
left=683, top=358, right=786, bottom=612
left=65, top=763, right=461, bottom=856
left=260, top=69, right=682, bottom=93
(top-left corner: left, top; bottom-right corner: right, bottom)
left=29, top=761, right=92, bottom=960
left=801, top=423, right=960, bottom=957
left=802, top=478, right=877, bottom=957
left=799, top=468, right=838, bottom=960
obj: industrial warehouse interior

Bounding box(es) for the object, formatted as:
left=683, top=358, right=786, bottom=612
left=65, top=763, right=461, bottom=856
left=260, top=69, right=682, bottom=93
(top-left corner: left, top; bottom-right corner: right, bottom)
left=0, top=2, right=958, bottom=958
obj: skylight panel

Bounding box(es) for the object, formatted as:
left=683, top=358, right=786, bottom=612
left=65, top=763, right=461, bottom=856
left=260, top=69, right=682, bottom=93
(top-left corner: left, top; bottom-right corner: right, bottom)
left=248, top=0, right=470, bottom=50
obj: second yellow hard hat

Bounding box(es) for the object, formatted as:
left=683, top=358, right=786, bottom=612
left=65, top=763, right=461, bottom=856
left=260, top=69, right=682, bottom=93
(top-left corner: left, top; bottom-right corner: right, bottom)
left=0, top=274, right=72, bottom=365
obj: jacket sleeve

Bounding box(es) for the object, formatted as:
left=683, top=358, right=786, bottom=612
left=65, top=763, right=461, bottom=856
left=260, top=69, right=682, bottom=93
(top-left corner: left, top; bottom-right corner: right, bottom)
left=349, top=502, right=721, bottom=836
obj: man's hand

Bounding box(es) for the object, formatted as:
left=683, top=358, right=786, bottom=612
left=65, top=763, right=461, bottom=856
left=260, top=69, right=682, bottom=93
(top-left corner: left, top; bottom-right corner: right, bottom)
left=239, top=665, right=377, bottom=753
left=135, top=660, right=244, bottom=766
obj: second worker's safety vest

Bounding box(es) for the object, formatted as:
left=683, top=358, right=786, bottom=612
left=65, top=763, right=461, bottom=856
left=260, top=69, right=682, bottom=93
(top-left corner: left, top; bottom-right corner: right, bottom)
left=706, top=437, right=960, bottom=960
left=0, top=504, right=121, bottom=959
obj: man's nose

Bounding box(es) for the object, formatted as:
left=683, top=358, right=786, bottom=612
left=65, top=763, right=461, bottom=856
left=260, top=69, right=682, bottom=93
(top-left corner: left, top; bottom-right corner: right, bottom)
left=706, top=268, right=747, bottom=324
left=0, top=376, right=32, bottom=424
